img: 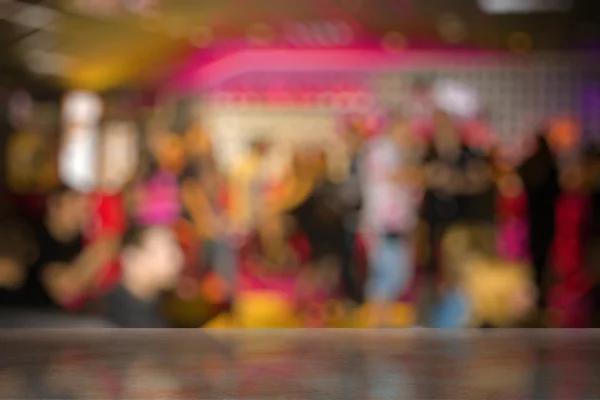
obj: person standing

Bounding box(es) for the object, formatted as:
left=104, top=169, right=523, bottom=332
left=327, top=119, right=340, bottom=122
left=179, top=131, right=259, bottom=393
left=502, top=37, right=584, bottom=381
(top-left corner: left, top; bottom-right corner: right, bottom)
left=338, top=125, right=366, bottom=304
left=582, top=144, right=600, bottom=326
left=228, top=139, right=271, bottom=236
left=362, top=117, right=422, bottom=327
left=517, top=132, right=560, bottom=314
left=419, top=110, right=494, bottom=325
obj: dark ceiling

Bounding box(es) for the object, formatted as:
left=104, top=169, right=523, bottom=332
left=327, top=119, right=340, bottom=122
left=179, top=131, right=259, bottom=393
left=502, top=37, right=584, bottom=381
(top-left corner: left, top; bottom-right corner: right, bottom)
left=0, top=0, right=599, bottom=91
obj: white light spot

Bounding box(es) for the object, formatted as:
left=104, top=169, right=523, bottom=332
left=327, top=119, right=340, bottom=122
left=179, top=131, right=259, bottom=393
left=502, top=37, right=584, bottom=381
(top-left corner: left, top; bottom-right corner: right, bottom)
left=478, top=0, right=572, bottom=14
left=63, top=91, right=103, bottom=125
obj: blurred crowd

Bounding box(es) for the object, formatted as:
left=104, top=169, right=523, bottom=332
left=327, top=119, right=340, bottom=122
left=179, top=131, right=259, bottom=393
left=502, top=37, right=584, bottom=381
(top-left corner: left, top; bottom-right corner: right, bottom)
left=1, top=85, right=600, bottom=329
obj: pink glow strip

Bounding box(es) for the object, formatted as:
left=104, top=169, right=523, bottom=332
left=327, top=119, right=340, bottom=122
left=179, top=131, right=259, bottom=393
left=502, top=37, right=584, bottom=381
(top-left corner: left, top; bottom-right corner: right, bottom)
left=166, top=47, right=508, bottom=93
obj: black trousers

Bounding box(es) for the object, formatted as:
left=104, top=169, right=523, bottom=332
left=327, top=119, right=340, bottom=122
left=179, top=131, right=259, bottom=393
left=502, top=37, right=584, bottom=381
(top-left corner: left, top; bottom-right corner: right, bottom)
left=529, top=230, right=554, bottom=311
left=340, top=229, right=364, bottom=304
left=417, top=219, right=453, bottom=325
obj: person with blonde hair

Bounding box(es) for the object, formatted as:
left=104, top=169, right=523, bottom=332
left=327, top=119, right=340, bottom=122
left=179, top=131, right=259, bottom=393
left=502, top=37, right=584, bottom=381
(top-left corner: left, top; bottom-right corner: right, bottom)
left=431, top=223, right=536, bottom=328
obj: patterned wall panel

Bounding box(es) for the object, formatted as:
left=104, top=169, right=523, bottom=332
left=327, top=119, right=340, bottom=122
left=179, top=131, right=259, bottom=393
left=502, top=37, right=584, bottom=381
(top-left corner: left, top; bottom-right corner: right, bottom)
left=371, top=54, right=599, bottom=143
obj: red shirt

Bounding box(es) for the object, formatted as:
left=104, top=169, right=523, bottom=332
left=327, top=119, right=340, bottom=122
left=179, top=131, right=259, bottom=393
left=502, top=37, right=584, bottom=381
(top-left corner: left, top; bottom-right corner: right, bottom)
left=63, top=192, right=126, bottom=311
left=87, top=192, right=127, bottom=242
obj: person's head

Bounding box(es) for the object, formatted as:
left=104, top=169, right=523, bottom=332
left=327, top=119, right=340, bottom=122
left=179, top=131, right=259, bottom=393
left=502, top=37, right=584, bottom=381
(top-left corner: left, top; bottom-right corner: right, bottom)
left=531, top=129, right=553, bottom=157
left=120, top=224, right=184, bottom=293
left=45, top=185, right=90, bottom=238
left=184, top=123, right=212, bottom=158
left=0, top=217, right=35, bottom=289
left=152, top=132, right=185, bottom=172
left=432, top=109, right=461, bottom=152
left=387, top=115, right=413, bottom=148
left=293, top=147, right=327, bottom=180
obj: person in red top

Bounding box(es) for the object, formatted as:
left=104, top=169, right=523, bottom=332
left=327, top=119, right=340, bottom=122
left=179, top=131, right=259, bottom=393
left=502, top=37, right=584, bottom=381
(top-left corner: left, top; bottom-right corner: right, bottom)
left=65, top=172, right=129, bottom=311
left=81, top=190, right=127, bottom=303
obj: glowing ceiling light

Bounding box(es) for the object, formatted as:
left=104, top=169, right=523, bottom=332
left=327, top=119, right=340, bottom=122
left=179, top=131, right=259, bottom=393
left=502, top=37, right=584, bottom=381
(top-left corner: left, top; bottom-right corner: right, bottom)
left=437, top=13, right=468, bottom=44
left=478, top=0, right=573, bottom=14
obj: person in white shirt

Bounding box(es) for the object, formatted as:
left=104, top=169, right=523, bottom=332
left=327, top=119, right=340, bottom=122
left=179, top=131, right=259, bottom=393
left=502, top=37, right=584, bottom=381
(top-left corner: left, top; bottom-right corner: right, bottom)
left=361, top=116, right=422, bottom=327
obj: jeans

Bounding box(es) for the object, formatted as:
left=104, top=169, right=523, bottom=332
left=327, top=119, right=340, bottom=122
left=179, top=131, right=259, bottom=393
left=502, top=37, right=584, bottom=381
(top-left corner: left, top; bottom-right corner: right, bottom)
left=203, top=239, right=236, bottom=288
left=366, top=235, right=412, bottom=303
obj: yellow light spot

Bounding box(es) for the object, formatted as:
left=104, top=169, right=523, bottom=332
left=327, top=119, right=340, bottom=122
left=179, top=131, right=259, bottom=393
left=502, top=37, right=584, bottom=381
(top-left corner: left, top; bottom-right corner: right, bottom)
left=437, top=13, right=468, bottom=44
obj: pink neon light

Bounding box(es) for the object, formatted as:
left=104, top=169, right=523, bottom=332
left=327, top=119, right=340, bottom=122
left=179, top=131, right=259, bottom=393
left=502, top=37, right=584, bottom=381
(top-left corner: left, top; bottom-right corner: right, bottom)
left=170, top=49, right=386, bottom=91
left=166, top=47, right=508, bottom=93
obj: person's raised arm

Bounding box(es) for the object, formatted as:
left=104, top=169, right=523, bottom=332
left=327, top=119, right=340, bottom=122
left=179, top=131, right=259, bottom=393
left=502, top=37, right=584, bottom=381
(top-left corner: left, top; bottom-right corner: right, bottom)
left=41, top=237, right=119, bottom=306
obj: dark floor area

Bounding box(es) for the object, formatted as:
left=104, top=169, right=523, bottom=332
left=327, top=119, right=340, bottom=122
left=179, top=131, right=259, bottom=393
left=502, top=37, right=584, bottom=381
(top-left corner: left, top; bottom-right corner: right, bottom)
left=1, top=330, right=600, bottom=399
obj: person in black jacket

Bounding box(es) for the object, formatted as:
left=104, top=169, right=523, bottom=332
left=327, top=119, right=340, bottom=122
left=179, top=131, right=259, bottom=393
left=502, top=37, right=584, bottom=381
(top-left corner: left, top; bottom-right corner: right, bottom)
left=582, top=144, right=600, bottom=326
left=338, top=126, right=366, bottom=304
left=288, top=150, right=346, bottom=293
left=418, top=110, right=494, bottom=325
left=517, top=132, right=560, bottom=312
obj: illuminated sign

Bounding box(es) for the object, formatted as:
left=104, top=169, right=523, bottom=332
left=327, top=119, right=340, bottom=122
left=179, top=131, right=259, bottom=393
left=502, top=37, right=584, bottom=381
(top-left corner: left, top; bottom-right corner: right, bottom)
left=478, top=0, right=572, bottom=14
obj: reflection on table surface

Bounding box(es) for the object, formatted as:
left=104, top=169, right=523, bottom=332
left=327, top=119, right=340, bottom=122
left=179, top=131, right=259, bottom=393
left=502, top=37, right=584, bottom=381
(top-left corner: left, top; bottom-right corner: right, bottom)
left=1, top=330, right=600, bottom=399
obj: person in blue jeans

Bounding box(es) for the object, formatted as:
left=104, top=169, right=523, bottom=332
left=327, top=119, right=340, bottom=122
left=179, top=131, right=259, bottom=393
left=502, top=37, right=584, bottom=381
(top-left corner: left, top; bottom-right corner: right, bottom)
left=362, top=116, right=422, bottom=327
left=366, top=233, right=414, bottom=326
